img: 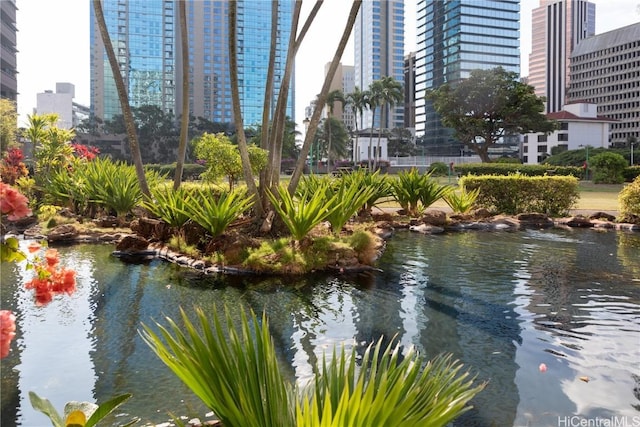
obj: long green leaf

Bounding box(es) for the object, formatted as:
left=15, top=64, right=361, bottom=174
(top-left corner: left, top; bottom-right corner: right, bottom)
left=28, top=391, right=64, bottom=427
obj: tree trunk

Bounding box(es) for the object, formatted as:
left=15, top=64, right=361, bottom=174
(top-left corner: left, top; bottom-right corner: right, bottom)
left=92, top=0, right=150, bottom=197
left=368, top=106, right=375, bottom=169
left=173, top=0, right=190, bottom=190
left=375, top=106, right=384, bottom=170
left=229, top=0, right=263, bottom=217
left=288, top=0, right=363, bottom=194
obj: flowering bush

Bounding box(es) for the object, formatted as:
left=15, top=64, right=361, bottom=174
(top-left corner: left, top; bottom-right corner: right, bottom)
left=1, top=181, right=32, bottom=220
left=0, top=310, right=16, bottom=359
left=71, top=142, right=100, bottom=161
left=0, top=147, right=29, bottom=185
left=24, top=243, right=76, bottom=306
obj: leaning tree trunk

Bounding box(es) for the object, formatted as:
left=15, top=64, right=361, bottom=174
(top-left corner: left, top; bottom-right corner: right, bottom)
left=229, top=0, right=263, bottom=217
left=92, top=0, right=150, bottom=197
left=173, top=0, right=190, bottom=190
left=288, top=0, right=363, bottom=195
left=368, top=106, right=376, bottom=170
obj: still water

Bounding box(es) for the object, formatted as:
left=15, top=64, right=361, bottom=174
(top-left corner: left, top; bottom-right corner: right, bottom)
left=1, top=228, right=639, bottom=427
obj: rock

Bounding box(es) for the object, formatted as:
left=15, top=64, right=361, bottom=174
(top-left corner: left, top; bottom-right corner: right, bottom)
left=409, top=223, right=445, bottom=234
left=93, top=216, right=119, bottom=228
left=472, top=208, right=493, bottom=219
left=130, top=217, right=170, bottom=241
left=589, top=212, right=617, bottom=222
left=566, top=216, right=594, bottom=228
left=116, top=235, right=150, bottom=252
left=516, top=213, right=555, bottom=229
left=47, top=224, right=80, bottom=242
left=421, top=210, right=448, bottom=226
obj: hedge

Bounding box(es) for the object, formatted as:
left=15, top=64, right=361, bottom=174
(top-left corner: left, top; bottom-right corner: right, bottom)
left=453, top=162, right=639, bottom=182
left=461, top=174, right=580, bottom=216
left=145, top=163, right=207, bottom=180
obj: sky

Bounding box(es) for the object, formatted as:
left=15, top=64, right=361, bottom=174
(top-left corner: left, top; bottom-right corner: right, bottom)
left=14, top=0, right=640, bottom=130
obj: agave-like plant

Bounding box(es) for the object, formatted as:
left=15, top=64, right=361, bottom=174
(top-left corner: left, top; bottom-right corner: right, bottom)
left=29, top=391, right=136, bottom=427
left=419, top=178, right=453, bottom=210
left=141, top=306, right=485, bottom=427
left=341, top=169, right=392, bottom=214
left=444, top=185, right=481, bottom=214
left=267, top=184, right=338, bottom=242
left=391, top=168, right=427, bottom=216
left=324, top=180, right=376, bottom=235
left=184, top=188, right=253, bottom=238
left=142, top=185, right=194, bottom=228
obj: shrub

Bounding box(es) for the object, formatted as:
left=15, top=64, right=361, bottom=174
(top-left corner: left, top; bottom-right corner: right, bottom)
left=462, top=175, right=579, bottom=216
left=444, top=186, right=480, bottom=214
left=185, top=188, right=253, bottom=238
left=619, top=176, right=640, bottom=216
left=428, top=162, right=449, bottom=176
left=589, top=152, right=627, bottom=184
left=142, top=186, right=194, bottom=228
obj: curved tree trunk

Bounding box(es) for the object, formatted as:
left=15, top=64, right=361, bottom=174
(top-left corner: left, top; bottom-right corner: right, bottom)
left=368, top=106, right=375, bottom=169
left=92, top=0, right=150, bottom=197
left=173, top=0, right=190, bottom=190
left=288, top=0, right=363, bottom=194
left=229, top=0, right=263, bottom=217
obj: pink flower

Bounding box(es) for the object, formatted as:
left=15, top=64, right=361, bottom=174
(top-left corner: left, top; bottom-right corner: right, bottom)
left=0, top=310, right=16, bottom=359
left=0, top=183, right=32, bottom=220
left=539, top=363, right=547, bottom=373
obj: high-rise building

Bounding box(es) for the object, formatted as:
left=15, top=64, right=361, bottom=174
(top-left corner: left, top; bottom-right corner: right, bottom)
left=414, top=1, right=520, bottom=153
left=1, top=0, right=18, bottom=102
left=180, top=1, right=294, bottom=126
left=324, top=62, right=355, bottom=131
left=90, top=0, right=176, bottom=121
left=529, top=0, right=595, bottom=113
left=354, top=0, right=404, bottom=130
left=567, top=22, right=640, bottom=146
left=403, top=52, right=416, bottom=129
left=91, top=0, right=294, bottom=125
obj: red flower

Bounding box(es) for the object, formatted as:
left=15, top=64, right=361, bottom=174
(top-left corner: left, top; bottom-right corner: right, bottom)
left=44, top=249, right=60, bottom=268
left=0, top=183, right=32, bottom=220
left=27, top=242, right=41, bottom=253
left=0, top=310, right=16, bottom=359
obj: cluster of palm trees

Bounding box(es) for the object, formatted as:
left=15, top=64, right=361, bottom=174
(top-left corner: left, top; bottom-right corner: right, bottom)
left=325, top=76, right=403, bottom=170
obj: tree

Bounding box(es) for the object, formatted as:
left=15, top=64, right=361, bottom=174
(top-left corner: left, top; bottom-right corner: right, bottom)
left=324, top=89, right=345, bottom=171
left=427, top=67, right=556, bottom=163
left=249, top=117, right=301, bottom=161
left=345, top=87, right=370, bottom=164
left=0, top=99, right=18, bottom=153
left=76, top=114, right=104, bottom=136
left=316, top=116, right=350, bottom=164
left=373, top=76, right=403, bottom=168
left=387, top=127, right=417, bottom=157
left=174, top=0, right=190, bottom=190
left=92, top=0, right=150, bottom=197
left=366, top=80, right=382, bottom=169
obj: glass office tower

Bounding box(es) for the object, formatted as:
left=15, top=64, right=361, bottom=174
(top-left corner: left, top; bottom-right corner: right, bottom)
left=91, top=0, right=294, bottom=125
left=414, top=0, right=520, bottom=153
left=180, top=0, right=294, bottom=126
left=90, top=0, right=176, bottom=120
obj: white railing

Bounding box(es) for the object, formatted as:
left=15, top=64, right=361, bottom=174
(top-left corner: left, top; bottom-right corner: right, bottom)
left=389, top=156, right=481, bottom=166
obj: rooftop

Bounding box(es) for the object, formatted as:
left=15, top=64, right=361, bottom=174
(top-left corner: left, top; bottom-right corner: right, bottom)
left=572, top=22, right=640, bottom=57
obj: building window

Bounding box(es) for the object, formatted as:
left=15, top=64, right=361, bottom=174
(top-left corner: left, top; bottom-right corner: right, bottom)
left=558, top=133, right=569, bottom=141
left=538, top=145, right=547, bottom=153
left=559, top=122, right=569, bottom=130
left=537, top=135, right=547, bottom=142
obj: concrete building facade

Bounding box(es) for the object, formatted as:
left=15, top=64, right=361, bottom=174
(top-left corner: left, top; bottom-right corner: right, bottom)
left=324, top=62, right=355, bottom=131
left=528, top=0, right=596, bottom=113
left=521, top=102, right=614, bottom=164
left=567, top=22, right=640, bottom=146
left=1, top=0, right=18, bottom=102
left=403, top=52, right=416, bottom=130
left=354, top=0, right=404, bottom=130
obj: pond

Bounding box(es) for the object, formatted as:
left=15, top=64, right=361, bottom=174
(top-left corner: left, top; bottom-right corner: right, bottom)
left=1, top=228, right=639, bottom=427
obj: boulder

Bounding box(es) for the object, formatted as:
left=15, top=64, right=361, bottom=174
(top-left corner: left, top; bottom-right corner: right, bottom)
left=566, top=215, right=594, bottom=228
left=588, top=212, right=617, bottom=222
left=47, top=224, right=80, bottom=242
left=93, top=216, right=120, bottom=228
left=516, top=213, right=554, bottom=229
left=116, top=235, right=150, bottom=252
left=421, top=210, right=448, bottom=226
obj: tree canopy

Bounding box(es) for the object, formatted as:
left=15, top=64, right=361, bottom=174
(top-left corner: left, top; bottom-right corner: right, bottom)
left=427, top=67, right=556, bottom=162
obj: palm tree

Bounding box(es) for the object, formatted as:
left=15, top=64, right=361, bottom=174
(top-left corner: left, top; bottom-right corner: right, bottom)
left=91, top=0, right=150, bottom=197
left=324, top=89, right=345, bottom=171
left=374, top=76, right=403, bottom=169
left=367, top=80, right=383, bottom=169
left=345, top=87, right=369, bottom=165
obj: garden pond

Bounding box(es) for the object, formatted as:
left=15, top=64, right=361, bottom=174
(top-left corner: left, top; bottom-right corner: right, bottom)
left=1, top=228, right=639, bottom=427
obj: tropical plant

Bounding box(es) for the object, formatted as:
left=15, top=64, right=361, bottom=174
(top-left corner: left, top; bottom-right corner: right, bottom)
left=185, top=188, right=254, bottom=238
left=444, top=186, right=481, bottom=214
left=0, top=99, right=18, bottom=152
left=372, top=76, right=403, bottom=169
left=141, top=306, right=485, bottom=427
left=345, top=87, right=370, bottom=164
left=0, top=147, right=29, bottom=185
left=391, top=169, right=427, bottom=216
left=267, top=184, right=338, bottom=242
left=324, top=179, right=376, bottom=235
left=29, top=391, right=135, bottom=427
left=142, top=186, right=194, bottom=228
left=419, top=178, right=453, bottom=211
left=341, top=168, right=392, bottom=214
left=619, top=175, right=640, bottom=216
left=324, top=90, right=346, bottom=171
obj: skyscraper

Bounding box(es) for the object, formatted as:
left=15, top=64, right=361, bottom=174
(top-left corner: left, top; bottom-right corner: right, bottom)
left=354, top=0, right=404, bottom=130
left=1, top=0, right=18, bottom=102
left=91, top=0, right=294, bottom=125
left=414, top=0, right=520, bottom=152
left=90, top=0, right=176, bottom=121
left=529, top=0, right=595, bottom=113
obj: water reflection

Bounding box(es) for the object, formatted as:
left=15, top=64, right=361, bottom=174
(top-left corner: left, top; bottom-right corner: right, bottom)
left=1, top=229, right=639, bottom=426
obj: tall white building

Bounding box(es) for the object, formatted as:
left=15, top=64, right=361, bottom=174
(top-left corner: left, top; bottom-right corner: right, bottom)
left=324, top=62, right=355, bottom=131
left=528, top=0, right=595, bottom=113
left=36, top=83, right=81, bottom=129
left=354, top=0, right=404, bottom=130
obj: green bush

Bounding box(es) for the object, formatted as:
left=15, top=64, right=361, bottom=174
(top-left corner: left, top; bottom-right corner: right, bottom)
left=145, top=163, right=207, bottom=181
left=461, top=175, right=579, bottom=216
left=590, top=152, right=628, bottom=184
left=185, top=188, right=253, bottom=237
left=619, top=176, right=640, bottom=216
left=623, top=166, right=640, bottom=182
left=453, top=163, right=582, bottom=178
left=428, top=162, right=449, bottom=176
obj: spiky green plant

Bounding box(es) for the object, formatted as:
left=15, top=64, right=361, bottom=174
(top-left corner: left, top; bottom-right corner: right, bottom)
left=141, top=307, right=295, bottom=427
left=296, top=174, right=332, bottom=201
left=324, top=180, right=376, bottom=235
left=299, top=340, right=485, bottom=427
left=142, top=185, right=194, bottom=228
left=267, top=184, right=338, bottom=242
left=444, top=186, right=481, bottom=214
left=419, top=178, right=453, bottom=210
left=185, top=188, right=253, bottom=238
left=341, top=169, right=392, bottom=213
left=391, top=168, right=428, bottom=216
left=141, top=306, right=485, bottom=427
